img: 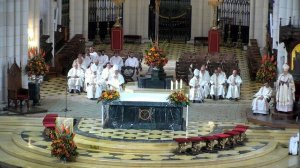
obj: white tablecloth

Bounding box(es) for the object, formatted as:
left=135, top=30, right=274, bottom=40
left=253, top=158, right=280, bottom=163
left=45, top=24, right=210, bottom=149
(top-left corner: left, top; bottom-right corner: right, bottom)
left=119, top=93, right=169, bottom=102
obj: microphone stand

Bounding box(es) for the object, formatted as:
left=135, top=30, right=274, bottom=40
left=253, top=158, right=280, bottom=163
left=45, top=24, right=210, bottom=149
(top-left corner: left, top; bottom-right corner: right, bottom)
left=64, top=76, right=71, bottom=118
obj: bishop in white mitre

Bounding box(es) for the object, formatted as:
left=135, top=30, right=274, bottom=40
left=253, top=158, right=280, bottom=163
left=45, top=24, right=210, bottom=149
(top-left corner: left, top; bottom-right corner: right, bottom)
left=210, top=69, right=226, bottom=99
left=289, top=132, right=299, bottom=155
left=252, top=83, right=272, bottom=114
left=67, top=62, right=84, bottom=94
left=189, top=69, right=204, bottom=103
left=276, top=64, right=295, bottom=112
left=226, top=70, right=242, bottom=100
left=110, top=53, right=124, bottom=70
left=199, top=65, right=211, bottom=98
left=107, top=65, right=125, bottom=92
left=85, top=63, right=101, bottom=99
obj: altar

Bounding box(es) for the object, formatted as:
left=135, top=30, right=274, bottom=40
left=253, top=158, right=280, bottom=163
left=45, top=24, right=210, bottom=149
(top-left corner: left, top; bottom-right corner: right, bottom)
left=101, top=93, right=187, bottom=131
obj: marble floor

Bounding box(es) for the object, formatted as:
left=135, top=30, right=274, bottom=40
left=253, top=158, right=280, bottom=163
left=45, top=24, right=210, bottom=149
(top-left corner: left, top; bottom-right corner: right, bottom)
left=0, top=43, right=299, bottom=167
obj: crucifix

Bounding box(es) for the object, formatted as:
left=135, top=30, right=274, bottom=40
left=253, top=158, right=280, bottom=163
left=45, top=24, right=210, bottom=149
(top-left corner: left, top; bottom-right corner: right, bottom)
left=154, top=0, right=161, bottom=46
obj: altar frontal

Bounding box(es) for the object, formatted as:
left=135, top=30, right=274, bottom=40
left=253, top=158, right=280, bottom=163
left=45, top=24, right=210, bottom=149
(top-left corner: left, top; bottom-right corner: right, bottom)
left=101, top=93, right=187, bottom=131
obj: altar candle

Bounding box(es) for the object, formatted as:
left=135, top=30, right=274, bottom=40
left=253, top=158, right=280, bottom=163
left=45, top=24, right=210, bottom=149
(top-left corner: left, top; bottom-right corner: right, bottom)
left=171, top=81, right=173, bottom=90
left=175, top=80, right=178, bottom=90
left=180, top=79, right=183, bottom=89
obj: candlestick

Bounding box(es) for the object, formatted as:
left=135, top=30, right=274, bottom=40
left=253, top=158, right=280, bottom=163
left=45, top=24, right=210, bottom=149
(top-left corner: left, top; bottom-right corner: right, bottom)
left=180, top=79, right=183, bottom=89
left=171, top=81, right=173, bottom=90
left=175, top=80, right=178, bottom=90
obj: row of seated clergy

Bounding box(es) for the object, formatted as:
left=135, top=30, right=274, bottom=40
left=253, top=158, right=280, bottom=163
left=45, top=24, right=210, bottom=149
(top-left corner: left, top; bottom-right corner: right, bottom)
left=85, top=63, right=125, bottom=99
left=87, top=47, right=140, bottom=71
left=189, top=66, right=242, bottom=102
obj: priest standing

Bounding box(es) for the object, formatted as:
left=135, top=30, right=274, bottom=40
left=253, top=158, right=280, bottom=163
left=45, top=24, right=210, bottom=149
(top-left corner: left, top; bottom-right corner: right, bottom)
left=252, top=83, right=272, bottom=114
left=226, top=70, right=242, bottom=100
left=189, top=69, right=204, bottom=103
left=210, top=69, right=226, bottom=100
left=276, top=64, right=295, bottom=112
left=67, top=63, right=84, bottom=94
left=98, top=50, right=109, bottom=68
left=107, top=65, right=125, bottom=92
left=110, top=52, right=124, bottom=70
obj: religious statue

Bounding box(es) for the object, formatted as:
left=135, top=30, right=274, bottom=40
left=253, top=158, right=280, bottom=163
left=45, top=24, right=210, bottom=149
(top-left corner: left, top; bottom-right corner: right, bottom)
left=277, top=42, right=288, bottom=74
left=276, top=64, right=295, bottom=112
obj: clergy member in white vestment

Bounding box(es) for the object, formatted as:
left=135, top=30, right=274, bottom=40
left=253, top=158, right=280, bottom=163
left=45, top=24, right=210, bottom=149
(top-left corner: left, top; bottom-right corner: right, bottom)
left=67, top=63, right=84, bottom=94
left=252, top=83, right=272, bottom=114
left=199, top=65, right=211, bottom=98
left=189, top=69, right=204, bottom=103
left=276, top=64, right=295, bottom=112
left=82, top=53, right=92, bottom=70
left=86, top=63, right=101, bottom=99
left=101, top=63, right=114, bottom=89
left=125, top=54, right=139, bottom=68
left=107, top=65, right=125, bottom=92
left=89, top=47, right=99, bottom=63
left=110, top=53, right=124, bottom=70
left=98, top=50, right=109, bottom=68
left=226, top=70, right=242, bottom=100
left=289, top=132, right=299, bottom=155
left=210, top=69, right=226, bottom=100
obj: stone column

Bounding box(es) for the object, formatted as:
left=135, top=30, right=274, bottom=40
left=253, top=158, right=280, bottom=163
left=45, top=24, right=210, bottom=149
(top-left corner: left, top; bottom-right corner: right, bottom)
left=249, top=0, right=268, bottom=49
left=286, top=0, right=293, bottom=23
left=272, top=0, right=280, bottom=49
left=83, top=0, right=89, bottom=40
left=69, top=0, right=75, bottom=38
left=69, top=0, right=85, bottom=39
left=279, top=0, right=287, bottom=25
left=0, top=0, right=8, bottom=103
left=292, top=0, right=300, bottom=26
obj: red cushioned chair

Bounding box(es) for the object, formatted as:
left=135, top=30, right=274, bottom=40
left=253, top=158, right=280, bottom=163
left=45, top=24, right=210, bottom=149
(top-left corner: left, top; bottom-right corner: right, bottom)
left=202, top=135, right=219, bottom=152
left=233, top=127, right=248, bottom=143
left=214, top=133, right=231, bottom=149
left=224, top=131, right=240, bottom=147
left=235, top=125, right=249, bottom=129
left=43, top=114, right=58, bottom=138
left=188, top=137, right=205, bottom=155
left=173, top=138, right=190, bottom=154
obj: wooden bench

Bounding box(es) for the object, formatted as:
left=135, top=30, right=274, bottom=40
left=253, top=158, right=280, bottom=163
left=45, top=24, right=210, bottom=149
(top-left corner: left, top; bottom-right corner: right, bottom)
left=124, top=35, right=142, bottom=44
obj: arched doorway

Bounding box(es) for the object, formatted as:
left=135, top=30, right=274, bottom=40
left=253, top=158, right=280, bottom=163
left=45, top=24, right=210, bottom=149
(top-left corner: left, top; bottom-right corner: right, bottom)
left=149, top=0, right=191, bottom=43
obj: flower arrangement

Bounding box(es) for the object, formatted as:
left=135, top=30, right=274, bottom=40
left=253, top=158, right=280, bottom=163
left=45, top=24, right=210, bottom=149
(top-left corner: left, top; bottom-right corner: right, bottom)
left=25, top=47, right=49, bottom=76
left=167, top=91, right=189, bottom=106
left=144, top=44, right=168, bottom=68
left=97, top=90, right=120, bottom=103
left=50, top=126, right=78, bottom=162
left=256, top=55, right=277, bottom=83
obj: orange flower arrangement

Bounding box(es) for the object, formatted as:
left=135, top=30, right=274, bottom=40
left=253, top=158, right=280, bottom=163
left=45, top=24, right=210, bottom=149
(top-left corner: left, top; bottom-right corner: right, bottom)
left=144, top=45, right=168, bottom=68
left=98, top=90, right=120, bottom=103
left=50, top=126, right=78, bottom=162
left=25, top=47, right=49, bottom=76
left=167, top=91, right=189, bottom=106
left=256, top=54, right=277, bottom=83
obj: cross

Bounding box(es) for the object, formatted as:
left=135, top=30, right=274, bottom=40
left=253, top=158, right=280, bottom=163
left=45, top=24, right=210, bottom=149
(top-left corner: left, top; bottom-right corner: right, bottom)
left=154, top=0, right=161, bottom=47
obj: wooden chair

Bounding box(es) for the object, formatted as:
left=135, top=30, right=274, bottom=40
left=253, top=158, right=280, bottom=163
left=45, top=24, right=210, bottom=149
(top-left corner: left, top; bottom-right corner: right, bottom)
left=7, top=59, right=29, bottom=109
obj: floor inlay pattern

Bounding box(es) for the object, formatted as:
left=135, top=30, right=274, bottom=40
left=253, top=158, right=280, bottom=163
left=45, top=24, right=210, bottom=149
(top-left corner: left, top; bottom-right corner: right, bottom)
left=20, top=130, right=272, bottom=162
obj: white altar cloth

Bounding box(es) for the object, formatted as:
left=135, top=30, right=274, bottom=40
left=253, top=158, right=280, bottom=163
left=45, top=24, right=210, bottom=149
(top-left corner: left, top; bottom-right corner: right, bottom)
left=119, top=93, right=169, bottom=102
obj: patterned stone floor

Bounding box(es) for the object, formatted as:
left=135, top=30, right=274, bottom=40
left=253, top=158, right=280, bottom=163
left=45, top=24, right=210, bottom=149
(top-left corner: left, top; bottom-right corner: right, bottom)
left=20, top=128, right=272, bottom=162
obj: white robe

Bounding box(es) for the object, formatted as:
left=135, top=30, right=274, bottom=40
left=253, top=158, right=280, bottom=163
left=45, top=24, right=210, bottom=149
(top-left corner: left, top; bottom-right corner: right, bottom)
left=82, top=56, right=91, bottom=70
left=98, top=54, right=109, bottom=67
left=90, top=52, right=99, bottom=63
left=226, top=75, right=242, bottom=99
left=67, top=68, right=84, bottom=91
left=289, top=133, right=299, bottom=155
left=252, top=86, right=272, bottom=114
left=99, top=67, right=114, bottom=90
left=210, top=73, right=226, bottom=97
left=125, top=57, right=139, bottom=68
left=189, top=77, right=204, bottom=101
left=276, top=73, right=295, bottom=112
left=107, top=73, right=125, bottom=92
left=85, top=69, right=101, bottom=99
left=110, top=56, right=124, bottom=69
left=199, top=70, right=211, bottom=98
